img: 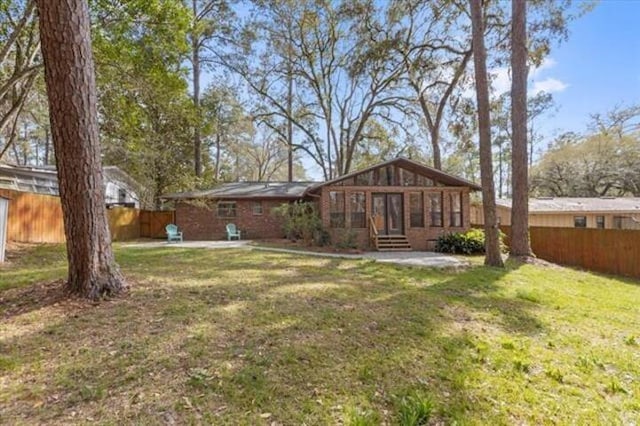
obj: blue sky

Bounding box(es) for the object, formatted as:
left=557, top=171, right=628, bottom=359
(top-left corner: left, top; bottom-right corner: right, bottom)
left=532, top=0, right=640, bottom=140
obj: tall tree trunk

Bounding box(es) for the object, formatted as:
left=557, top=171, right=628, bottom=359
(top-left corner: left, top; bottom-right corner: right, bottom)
left=510, top=0, right=533, bottom=258
left=214, top=133, right=221, bottom=181
left=430, top=125, right=442, bottom=170
left=37, top=0, right=125, bottom=299
left=286, top=60, right=294, bottom=182
left=191, top=0, right=202, bottom=178
left=470, top=0, right=504, bottom=267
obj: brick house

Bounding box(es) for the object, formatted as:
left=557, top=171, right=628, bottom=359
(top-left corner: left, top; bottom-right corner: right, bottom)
left=163, top=157, right=480, bottom=250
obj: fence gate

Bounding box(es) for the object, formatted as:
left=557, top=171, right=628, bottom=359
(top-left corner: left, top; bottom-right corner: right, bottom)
left=140, top=210, right=175, bottom=238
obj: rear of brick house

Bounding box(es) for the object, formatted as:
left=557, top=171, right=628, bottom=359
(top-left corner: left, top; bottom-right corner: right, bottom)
left=163, top=158, right=480, bottom=251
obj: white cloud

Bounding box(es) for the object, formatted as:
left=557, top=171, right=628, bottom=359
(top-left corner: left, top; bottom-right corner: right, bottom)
left=531, top=78, right=568, bottom=95
left=530, top=57, right=557, bottom=78
left=485, top=58, right=568, bottom=97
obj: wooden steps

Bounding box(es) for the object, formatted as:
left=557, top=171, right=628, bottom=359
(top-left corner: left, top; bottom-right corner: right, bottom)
left=375, top=234, right=412, bottom=251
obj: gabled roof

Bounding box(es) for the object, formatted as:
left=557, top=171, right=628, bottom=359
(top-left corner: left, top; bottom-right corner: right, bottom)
left=162, top=181, right=318, bottom=200
left=495, top=197, right=640, bottom=213
left=305, top=157, right=482, bottom=193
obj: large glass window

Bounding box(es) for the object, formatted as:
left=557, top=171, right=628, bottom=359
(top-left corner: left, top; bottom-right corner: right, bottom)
left=449, top=192, right=462, bottom=227
left=409, top=192, right=424, bottom=228
left=429, top=193, right=442, bottom=227
left=217, top=201, right=236, bottom=218
left=416, top=174, right=434, bottom=187
left=350, top=192, right=366, bottom=228
left=401, top=169, right=415, bottom=186
left=329, top=191, right=345, bottom=228
left=355, top=171, right=374, bottom=185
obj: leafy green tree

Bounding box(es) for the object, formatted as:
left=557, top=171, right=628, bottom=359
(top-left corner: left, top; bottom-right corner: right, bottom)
left=531, top=131, right=640, bottom=197
left=184, top=0, right=235, bottom=178
left=91, top=0, right=196, bottom=206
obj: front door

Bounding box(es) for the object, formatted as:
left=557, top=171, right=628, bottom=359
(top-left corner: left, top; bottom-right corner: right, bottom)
left=372, top=193, right=403, bottom=235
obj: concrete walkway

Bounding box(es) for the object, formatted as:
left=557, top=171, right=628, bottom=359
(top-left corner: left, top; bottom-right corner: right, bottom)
left=251, top=246, right=467, bottom=269
left=122, top=240, right=467, bottom=269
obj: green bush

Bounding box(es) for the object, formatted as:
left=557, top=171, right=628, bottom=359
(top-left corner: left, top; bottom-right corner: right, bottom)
left=435, top=228, right=488, bottom=254
left=272, top=201, right=327, bottom=246
left=336, top=229, right=358, bottom=249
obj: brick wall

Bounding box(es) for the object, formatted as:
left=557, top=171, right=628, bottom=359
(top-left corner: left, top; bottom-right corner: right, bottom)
left=317, top=185, right=472, bottom=250
left=175, top=199, right=291, bottom=240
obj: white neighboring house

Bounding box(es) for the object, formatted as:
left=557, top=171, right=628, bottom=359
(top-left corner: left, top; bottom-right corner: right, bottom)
left=0, top=164, right=141, bottom=208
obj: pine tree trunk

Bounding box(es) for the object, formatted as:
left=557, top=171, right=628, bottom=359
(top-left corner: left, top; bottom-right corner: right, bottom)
left=510, top=0, right=533, bottom=258
left=430, top=126, right=442, bottom=171
left=36, top=0, right=126, bottom=299
left=470, top=0, right=504, bottom=267
left=191, top=0, right=203, bottom=178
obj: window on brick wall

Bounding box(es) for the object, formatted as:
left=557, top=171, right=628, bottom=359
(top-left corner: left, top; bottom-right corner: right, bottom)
left=428, top=192, right=442, bottom=227
left=409, top=192, right=424, bottom=227
left=449, top=192, right=462, bottom=227
left=217, top=201, right=236, bottom=218
left=350, top=192, right=366, bottom=228
left=252, top=201, right=263, bottom=215
left=329, top=191, right=345, bottom=228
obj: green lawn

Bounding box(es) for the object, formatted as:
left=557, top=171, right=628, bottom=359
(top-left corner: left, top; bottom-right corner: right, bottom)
left=1, top=244, right=639, bottom=424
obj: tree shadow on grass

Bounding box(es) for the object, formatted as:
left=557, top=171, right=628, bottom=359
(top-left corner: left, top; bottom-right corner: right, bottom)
left=0, top=246, right=545, bottom=424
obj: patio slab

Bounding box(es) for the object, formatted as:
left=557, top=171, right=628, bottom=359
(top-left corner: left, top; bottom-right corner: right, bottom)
left=122, top=240, right=252, bottom=249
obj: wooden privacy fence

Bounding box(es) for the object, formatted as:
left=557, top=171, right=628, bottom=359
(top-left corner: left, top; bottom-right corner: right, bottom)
left=0, top=189, right=174, bottom=243
left=140, top=210, right=175, bottom=238
left=500, top=225, right=640, bottom=279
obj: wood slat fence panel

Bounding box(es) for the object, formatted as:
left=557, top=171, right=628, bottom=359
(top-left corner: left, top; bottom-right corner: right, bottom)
left=140, top=210, right=175, bottom=238
left=0, top=189, right=65, bottom=243
left=1, top=189, right=174, bottom=243
left=500, top=226, right=640, bottom=279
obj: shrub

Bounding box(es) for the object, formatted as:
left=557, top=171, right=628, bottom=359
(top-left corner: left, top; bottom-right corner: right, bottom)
left=272, top=201, right=325, bottom=245
left=435, top=228, right=506, bottom=254
left=435, top=228, right=485, bottom=254
left=336, top=229, right=358, bottom=249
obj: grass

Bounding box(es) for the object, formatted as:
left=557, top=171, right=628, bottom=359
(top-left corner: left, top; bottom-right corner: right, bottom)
left=1, top=244, right=640, bottom=424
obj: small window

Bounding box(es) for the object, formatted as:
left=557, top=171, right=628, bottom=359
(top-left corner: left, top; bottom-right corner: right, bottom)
left=252, top=201, right=263, bottom=216
left=118, top=188, right=127, bottom=203
left=329, top=191, right=345, bottom=228
left=350, top=192, right=366, bottom=228
left=596, top=216, right=605, bottom=229
left=574, top=216, right=587, bottom=228
left=449, top=192, right=462, bottom=227
left=217, top=201, right=237, bottom=218
left=429, top=192, right=443, bottom=227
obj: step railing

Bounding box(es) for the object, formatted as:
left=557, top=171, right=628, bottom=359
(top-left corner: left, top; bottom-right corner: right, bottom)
left=369, top=216, right=379, bottom=248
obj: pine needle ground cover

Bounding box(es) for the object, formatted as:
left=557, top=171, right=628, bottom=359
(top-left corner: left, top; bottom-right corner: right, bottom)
left=1, top=245, right=639, bottom=424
